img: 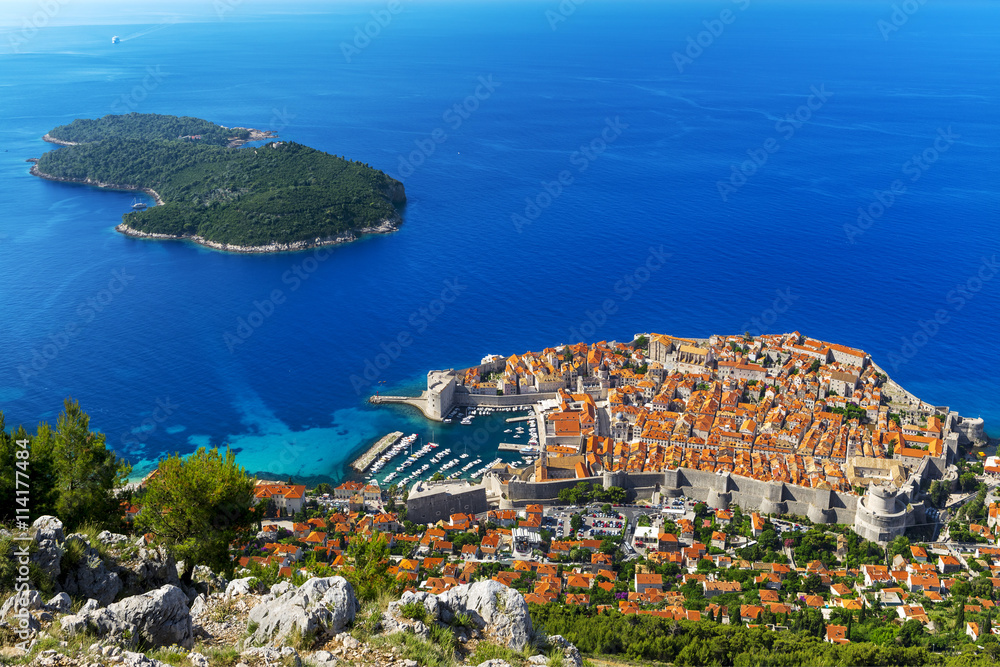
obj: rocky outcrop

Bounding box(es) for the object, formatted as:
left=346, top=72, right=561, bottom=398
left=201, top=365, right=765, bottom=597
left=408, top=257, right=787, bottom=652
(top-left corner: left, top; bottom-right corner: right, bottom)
left=97, top=531, right=131, bottom=546
left=21, top=570, right=580, bottom=667
left=46, top=593, right=71, bottom=614
left=385, top=590, right=442, bottom=635
left=116, top=220, right=402, bottom=254
left=116, top=545, right=181, bottom=596
left=246, top=576, right=357, bottom=647
left=61, top=584, right=193, bottom=649
left=544, top=635, right=583, bottom=667
left=224, top=577, right=259, bottom=598
left=439, top=580, right=533, bottom=651
left=191, top=565, right=227, bottom=594
left=109, top=585, right=193, bottom=649
left=60, top=535, right=122, bottom=606
left=31, top=516, right=64, bottom=581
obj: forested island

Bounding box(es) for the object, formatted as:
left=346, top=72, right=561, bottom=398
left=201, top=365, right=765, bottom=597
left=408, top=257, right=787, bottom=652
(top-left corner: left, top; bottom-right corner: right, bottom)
left=32, top=113, right=406, bottom=252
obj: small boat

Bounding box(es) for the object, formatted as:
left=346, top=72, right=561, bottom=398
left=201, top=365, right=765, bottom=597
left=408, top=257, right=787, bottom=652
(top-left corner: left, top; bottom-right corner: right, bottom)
left=131, top=198, right=147, bottom=210
left=112, top=36, right=120, bottom=44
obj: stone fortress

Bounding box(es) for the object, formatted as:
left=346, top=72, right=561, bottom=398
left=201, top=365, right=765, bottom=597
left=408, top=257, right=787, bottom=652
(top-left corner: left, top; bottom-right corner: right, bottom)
left=400, top=332, right=992, bottom=544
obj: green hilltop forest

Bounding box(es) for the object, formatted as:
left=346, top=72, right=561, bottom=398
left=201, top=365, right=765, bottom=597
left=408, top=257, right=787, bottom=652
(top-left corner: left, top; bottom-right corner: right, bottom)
left=35, top=113, right=406, bottom=249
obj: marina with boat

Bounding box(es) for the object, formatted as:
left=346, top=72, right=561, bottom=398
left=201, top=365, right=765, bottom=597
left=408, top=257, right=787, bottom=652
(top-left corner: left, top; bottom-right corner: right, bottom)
left=357, top=404, right=541, bottom=489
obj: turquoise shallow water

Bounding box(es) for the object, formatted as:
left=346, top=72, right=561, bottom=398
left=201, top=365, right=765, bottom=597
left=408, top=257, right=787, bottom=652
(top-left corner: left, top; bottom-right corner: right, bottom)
left=0, top=1, right=997, bottom=485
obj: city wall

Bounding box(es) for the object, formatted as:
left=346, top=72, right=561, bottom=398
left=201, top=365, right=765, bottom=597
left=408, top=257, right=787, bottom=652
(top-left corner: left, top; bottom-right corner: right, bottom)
left=506, top=467, right=860, bottom=524
left=453, top=391, right=560, bottom=408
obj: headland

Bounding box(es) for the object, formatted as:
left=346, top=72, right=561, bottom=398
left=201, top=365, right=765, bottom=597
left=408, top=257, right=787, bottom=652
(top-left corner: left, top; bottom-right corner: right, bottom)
left=374, top=331, right=992, bottom=544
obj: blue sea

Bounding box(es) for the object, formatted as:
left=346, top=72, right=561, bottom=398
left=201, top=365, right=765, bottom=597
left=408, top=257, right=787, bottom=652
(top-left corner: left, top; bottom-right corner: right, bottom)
left=1, top=0, right=997, bottom=485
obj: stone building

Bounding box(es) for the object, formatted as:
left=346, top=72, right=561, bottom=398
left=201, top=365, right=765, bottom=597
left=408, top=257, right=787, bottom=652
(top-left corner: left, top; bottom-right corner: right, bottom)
left=406, top=479, right=487, bottom=524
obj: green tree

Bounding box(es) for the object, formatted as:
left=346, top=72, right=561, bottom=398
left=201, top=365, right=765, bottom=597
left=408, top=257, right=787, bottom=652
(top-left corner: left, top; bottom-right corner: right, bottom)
left=898, top=619, right=925, bottom=647
left=605, top=486, right=627, bottom=504
left=802, top=572, right=824, bottom=595
left=599, top=537, right=618, bottom=555
left=0, top=415, right=38, bottom=524
left=927, top=480, right=950, bottom=508
left=888, top=535, right=911, bottom=560
left=22, top=400, right=132, bottom=531
left=135, top=446, right=257, bottom=581
left=343, top=532, right=403, bottom=602
left=313, top=482, right=333, bottom=495
left=959, top=472, right=978, bottom=493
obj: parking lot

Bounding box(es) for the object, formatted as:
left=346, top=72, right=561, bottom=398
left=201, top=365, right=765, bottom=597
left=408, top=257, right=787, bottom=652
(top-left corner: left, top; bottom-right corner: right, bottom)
left=544, top=505, right=627, bottom=540
left=583, top=511, right=625, bottom=538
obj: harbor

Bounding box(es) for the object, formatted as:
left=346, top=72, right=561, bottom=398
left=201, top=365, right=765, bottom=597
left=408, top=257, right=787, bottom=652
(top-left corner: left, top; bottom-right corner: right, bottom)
left=353, top=404, right=541, bottom=488
left=349, top=431, right=403, bottom=472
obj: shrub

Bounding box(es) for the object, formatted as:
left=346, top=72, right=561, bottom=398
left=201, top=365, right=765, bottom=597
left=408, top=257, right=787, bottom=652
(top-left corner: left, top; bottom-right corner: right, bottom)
left=210, top=596, right=238, bottom=624
left=371, top=632, right=454, bottom=667
left=287, top=622, right=318, bottom=651
left=429, top=622, right=458, bottom=661
left=400, top=601, right=429, bottom=623
left=452, top=612, right=475, bottom=629
left=199, top=645, right=240, bottom=666
left=146, top=647, right=192, bottom=666
left=469, top=641, right=521, bottom=666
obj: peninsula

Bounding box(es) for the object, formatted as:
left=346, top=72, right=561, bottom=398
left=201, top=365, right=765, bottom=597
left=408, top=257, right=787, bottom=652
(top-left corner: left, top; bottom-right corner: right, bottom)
left=31, top=113, right=406, bottom=252
left=373, top=332, right=992, bottom=545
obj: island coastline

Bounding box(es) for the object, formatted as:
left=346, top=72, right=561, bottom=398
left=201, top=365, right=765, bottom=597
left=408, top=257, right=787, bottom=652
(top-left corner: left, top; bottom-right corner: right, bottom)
left=30, top=162, right=166, bottom=206
left=30, top=161, right=401, bottom=254
left=42, top=126, right=276, bottom=149
left=31, top=117, right=403, bottom=254
left=114, top=217, right=400, bottom=254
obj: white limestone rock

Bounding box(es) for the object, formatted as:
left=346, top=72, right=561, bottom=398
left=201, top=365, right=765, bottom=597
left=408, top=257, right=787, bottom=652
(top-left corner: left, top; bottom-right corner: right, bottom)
left=105, top=584, right=193, bottom=648
left=246, top=576, right=357, bottom=647
left=439, top=580, right=533, bottom=651
left=31, top=515, right=64, bottom=580
left=46, top=592, right=72, bottom=614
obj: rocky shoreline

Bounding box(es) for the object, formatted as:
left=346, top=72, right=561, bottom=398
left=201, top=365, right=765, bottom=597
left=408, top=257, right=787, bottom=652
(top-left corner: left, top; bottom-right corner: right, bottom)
left=41, top=133, right=80, bottom=147
left=115, top=218, right=400, bottom=254
left=42, top=126, right=276, bottom=150
left=30, top=164, right=165, bottom=206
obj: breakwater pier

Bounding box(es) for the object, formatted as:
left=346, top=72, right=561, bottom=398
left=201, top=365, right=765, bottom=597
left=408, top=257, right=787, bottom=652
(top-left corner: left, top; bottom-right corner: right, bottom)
left=350, top=431, right=403, bottom=472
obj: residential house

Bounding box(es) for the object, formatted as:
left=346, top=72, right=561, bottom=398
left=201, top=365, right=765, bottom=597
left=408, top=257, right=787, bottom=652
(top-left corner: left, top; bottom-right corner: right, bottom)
left=254, top=483, right=307, bottom=516
left=704, top=581, right=742, bottom=599
left=635, top=573, right=663, bottom=595
left=826, top=625, right=850, bottom=644
left=938, top=555, right=962, bottom=574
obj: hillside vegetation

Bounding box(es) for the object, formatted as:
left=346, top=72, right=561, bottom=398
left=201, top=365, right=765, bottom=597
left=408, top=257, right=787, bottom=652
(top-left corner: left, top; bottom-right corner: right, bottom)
left=47, top=113, right=249, bottom=146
